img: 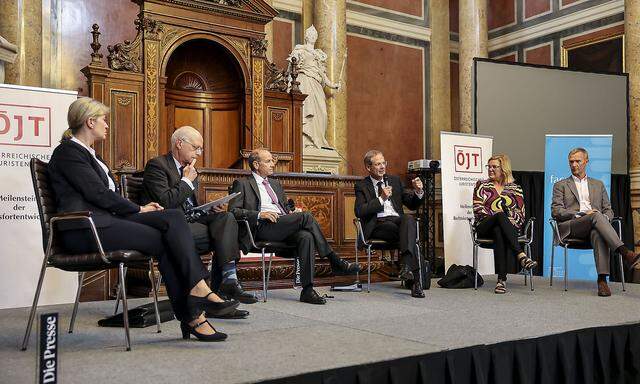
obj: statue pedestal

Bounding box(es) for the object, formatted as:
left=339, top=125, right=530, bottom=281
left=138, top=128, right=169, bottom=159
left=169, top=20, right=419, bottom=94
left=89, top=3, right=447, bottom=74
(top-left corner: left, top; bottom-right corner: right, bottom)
left=302, top=147, right=342, bottom=174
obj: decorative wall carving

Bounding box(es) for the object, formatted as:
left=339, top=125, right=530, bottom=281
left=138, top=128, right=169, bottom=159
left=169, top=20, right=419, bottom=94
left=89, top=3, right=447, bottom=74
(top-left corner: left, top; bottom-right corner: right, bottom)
left=136, top=15, right=164, bottom=40
left=144, top=41, right=160, bottom=158
left=265, top=61, right=288, bottom=92
left=288, top=194, right=334, bottom=239
left=224, top=36, right=250, bottom=65
left=252, top=58, right=264, bottom=144
left=173, top=71, right=207, bottom=90
left=250, top=38, right=268, bottom=58
left=107, top=33, right=142, bottom=73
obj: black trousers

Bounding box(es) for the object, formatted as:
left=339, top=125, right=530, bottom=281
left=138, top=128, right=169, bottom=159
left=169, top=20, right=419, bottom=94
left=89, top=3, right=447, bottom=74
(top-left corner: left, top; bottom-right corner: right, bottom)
left=59, top=209, right=209, bottom=322
left=189, top=211, right=240, bottom=290
left=475, top=212, right=523, bottom=281
left=256, top=212, right=333, bottom=288
left=370, top=215, right=419, bottom=271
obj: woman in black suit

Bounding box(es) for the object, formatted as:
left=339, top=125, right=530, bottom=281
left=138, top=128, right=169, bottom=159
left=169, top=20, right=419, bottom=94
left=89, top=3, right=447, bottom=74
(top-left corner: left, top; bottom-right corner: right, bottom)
left=48, top=97, right=236, bottom=341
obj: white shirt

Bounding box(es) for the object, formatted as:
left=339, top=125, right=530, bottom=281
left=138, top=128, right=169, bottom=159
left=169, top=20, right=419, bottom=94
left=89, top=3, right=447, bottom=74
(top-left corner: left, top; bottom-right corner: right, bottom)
left=172, top=156, right=195, bottom=190
left=71, top=136, right=115, bottom=192
left=572, top=174, right=592, bottom=212
left=252, top=172, right=283, bottom=214
left=370, top=176, right=400, bottom=218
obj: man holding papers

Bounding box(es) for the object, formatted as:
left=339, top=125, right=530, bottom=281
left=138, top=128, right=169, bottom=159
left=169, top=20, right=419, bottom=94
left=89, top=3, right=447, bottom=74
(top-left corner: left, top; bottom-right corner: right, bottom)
left=143, top=126, right=256, bottom=318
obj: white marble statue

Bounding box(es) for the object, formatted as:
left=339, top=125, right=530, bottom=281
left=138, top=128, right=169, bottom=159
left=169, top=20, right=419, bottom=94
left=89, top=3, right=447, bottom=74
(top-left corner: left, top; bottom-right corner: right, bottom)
left=287, top=25, right=342, bottom=149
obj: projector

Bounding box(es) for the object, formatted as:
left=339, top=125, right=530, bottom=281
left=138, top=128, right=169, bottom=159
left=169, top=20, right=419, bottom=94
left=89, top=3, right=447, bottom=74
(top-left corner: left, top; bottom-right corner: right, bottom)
left=407, top=159, right=441, bottom=172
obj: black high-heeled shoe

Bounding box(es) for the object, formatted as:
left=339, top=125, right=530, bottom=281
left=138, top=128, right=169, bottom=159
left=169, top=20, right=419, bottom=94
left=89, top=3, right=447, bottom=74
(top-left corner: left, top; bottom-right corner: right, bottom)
left=187, top=292, right=239, bottom=317
left=180, top=319, right=227, bottom=342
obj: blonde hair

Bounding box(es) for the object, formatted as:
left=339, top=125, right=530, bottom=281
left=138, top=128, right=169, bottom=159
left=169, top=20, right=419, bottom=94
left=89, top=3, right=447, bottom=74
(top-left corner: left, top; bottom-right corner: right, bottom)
left=488, top=154, right=514, bottom=184
left=61, top=97, right=110, bottom=141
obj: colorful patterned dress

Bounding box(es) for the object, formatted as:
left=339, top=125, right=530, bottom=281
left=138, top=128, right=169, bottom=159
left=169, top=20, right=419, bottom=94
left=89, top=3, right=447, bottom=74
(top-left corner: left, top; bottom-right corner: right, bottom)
left=473, top=180, right=525, bottom=230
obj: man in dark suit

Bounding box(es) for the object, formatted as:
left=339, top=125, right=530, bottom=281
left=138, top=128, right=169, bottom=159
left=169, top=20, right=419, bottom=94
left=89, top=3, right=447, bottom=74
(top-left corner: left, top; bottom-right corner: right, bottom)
left=143, top=126, right=256, bottom=319
left=551, top=147, right=640, bottom=296
left=228, top=148, right=360, bottom=305
left=354, top=150, right=425, bottom=298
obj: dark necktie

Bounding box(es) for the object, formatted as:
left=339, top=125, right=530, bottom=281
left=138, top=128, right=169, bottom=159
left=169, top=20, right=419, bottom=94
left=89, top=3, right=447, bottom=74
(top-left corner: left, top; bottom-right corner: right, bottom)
left=179, top=166, right=195, bottom=210
left=262, top=179, right=285, bottom=214
left=377, top=181, right=384, bottom=197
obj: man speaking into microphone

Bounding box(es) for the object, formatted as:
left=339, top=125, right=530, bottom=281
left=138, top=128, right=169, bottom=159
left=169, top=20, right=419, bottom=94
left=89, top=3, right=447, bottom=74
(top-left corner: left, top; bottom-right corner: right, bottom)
left=354, top=150, right=426, bottom=297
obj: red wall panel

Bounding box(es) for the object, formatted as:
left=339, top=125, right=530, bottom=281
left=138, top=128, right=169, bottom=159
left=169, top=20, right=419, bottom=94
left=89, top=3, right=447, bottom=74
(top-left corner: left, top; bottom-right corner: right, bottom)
left=346, top=35, right=424, bottom=176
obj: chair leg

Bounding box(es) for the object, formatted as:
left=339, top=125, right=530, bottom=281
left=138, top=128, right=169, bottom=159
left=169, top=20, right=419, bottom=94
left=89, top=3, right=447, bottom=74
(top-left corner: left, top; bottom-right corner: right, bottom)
left=113, top=266, right=128, bottom=315
left=528, top=244, right=534, bottom=291
left=354, top=244, right=360, bottom=285
left=266, top=252, right=274, bottom=293
left=415, top=243, right=423, bottom=287
left=68, top=272, right=85, bottom=334
left=366, top=246, right=372, bottom=293
left=113, top=284, right=121, bottom=315
left=118, top=263, right=131, bottom=351
left=563, top=246, right=568, bottom=292
left=619, top=253, right=626, bottom=292
left=148, top=259, right=161, bottom=333
left=20, top=260, right=48, bottom=351
left=550, top=245, right=555, bottom=286
left=261, top=248, right=267, bottom=302
left=473, top=245, right=478, bottom=290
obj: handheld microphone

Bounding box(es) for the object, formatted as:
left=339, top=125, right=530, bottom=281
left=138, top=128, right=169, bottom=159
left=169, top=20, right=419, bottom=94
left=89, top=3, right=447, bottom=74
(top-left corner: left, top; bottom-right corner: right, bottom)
left=383, top=174, right=389, bottom=187
left=286, top=198, right=296, bottom=212
left=500, top=199, right=509, bottom=214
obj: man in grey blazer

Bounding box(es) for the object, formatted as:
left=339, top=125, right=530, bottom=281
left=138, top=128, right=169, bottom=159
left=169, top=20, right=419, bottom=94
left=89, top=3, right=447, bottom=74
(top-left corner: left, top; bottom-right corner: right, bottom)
left=551, top=147, right=640, bottom=296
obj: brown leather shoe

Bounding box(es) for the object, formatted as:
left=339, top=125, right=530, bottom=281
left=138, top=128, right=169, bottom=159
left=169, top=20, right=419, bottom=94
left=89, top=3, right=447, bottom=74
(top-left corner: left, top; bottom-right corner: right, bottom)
left=597, top=280, right=611, bottom=297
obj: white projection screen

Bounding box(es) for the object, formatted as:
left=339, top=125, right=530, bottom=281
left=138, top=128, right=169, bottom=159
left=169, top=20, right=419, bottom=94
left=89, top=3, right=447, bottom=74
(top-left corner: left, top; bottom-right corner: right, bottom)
left=474, top=59, right=628, bottom=173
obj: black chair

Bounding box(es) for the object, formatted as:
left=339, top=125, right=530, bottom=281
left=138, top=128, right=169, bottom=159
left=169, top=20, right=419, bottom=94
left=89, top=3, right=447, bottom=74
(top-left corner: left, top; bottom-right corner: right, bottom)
left=353, top=217, right=424, bottom=293
left=549, top=217, right=626, bottom=292
left=237, top=218, right=295, bottom=302
left=468, top=217, right=536, bottom=291
left=114, top=174, right=166, bottom=314
left=21, top=159, right=161, bottom=352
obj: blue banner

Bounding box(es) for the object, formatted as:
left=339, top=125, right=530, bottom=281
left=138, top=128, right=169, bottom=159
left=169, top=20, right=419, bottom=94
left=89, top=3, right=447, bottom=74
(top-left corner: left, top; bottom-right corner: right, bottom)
left=543, top=135, right=613, bottom=280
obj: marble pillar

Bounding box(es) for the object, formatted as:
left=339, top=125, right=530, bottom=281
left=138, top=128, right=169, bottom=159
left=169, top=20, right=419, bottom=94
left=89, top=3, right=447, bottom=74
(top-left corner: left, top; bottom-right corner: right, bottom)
left=313, top=0, right=348, bottom=174
left=429, top=0, right=451, bottom=158
left=0, top=0, right=42, bottom=86
left=625, top=0, right=640, bottom=249
left=264, top=0, right=274, bottom=62
left=0, top=37, right=18, bottom=83
left=458, top=0, right=488, bottom=133
left=302, top=0, right=314, bottom=40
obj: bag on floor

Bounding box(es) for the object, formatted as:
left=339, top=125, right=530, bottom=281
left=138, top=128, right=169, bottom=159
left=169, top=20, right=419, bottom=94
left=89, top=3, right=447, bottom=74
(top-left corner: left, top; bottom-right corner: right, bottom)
left=98, top=299, right=175, bottom=328
left=437, top=264, right=483, bottom=288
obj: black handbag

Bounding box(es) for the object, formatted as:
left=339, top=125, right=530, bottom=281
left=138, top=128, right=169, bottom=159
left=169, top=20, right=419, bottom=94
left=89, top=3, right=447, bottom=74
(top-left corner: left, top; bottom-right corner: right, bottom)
left=437, top=264, right=483, bottom=288
left=98, top=299, right=175, bottom=328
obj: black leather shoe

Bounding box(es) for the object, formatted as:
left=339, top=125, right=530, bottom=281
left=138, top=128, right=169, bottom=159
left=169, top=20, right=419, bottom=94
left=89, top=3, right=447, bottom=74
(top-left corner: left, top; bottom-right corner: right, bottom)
left=180, top=319, right=227, bottom=342
left=218, top=281, right=258, bottom=304
left=328, top=254, right=361, bottom=276
left=399, top=265, right=414, bottom=281
left=187, top=292, right=239, bottom=317
left=300, top=287, right=326, bottom=305
left=206, top=308, right=250, bottom=319
left=411, top=279, right=425, bottom=298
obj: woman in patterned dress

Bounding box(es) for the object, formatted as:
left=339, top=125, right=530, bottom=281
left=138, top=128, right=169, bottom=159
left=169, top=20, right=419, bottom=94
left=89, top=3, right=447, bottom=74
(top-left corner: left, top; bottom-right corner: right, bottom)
left=473, top=154, right=537, bottom=294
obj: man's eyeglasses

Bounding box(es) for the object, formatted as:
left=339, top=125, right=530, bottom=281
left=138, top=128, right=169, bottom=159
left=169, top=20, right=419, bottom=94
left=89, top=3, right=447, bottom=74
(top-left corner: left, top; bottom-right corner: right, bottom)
left=181, top=139, right=203, bottom=155
left=372, top=161, right=388, bottom=167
